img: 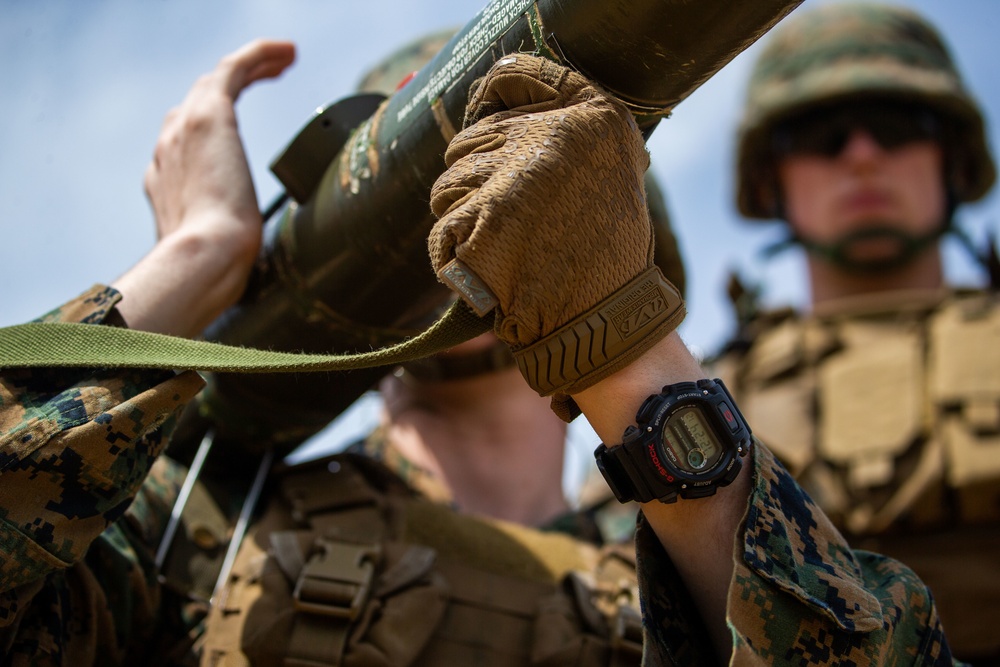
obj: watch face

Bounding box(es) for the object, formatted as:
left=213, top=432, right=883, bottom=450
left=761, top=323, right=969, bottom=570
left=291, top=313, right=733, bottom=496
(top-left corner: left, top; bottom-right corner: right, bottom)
left=660, top=405, right=723, bottom=475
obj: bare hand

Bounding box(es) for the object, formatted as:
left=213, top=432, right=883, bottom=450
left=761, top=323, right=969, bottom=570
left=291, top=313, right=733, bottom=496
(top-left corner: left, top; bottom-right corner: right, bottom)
left=115, top=39, right=296, bottom=336
left=145, top=38, right=296, bottom=263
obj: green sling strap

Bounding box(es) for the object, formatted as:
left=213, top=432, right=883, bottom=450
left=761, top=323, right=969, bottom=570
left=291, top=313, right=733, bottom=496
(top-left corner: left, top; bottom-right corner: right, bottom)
left=0, top=301, right=491, bottom=373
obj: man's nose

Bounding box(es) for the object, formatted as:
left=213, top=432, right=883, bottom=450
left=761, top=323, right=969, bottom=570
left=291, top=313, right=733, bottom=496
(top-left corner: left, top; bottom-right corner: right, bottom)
left=837, top=128, right=885, bottom=163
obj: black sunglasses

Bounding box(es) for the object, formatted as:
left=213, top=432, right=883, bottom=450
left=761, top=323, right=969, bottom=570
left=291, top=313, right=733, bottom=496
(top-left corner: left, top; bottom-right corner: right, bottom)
left=772, top=102, right=941, bottom=158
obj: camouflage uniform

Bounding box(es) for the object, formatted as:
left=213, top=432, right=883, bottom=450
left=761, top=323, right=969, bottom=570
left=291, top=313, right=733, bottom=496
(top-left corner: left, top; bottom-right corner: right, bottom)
left=717, top=4, right=1000, bottom=663
left=0, top=286, right=958, bottom=664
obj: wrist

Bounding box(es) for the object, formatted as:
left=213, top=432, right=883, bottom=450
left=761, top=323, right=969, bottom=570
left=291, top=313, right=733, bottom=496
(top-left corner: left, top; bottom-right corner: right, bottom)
left=112, top=225, right=258, bottom=336
left=576, top=331, right=752, bottom=650
left=573, top=332, right=705, bottom=445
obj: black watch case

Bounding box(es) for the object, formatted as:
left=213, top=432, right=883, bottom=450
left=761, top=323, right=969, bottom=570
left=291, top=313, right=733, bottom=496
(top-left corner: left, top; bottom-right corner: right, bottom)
left=594, top=378, right=752, bottom=504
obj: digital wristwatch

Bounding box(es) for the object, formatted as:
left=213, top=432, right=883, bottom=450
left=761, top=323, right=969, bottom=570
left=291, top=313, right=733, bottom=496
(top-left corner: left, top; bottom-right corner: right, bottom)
left=594, top=378, right=752, bottom=504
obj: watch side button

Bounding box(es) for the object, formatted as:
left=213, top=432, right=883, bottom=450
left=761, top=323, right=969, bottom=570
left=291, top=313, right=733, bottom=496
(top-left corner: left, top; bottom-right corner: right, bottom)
left=718, top=401, right=740, bottom=434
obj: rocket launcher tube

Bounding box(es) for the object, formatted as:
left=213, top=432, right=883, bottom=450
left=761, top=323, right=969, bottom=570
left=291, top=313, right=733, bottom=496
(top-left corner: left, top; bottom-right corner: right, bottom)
left=183, top=0, right=803, bottom=455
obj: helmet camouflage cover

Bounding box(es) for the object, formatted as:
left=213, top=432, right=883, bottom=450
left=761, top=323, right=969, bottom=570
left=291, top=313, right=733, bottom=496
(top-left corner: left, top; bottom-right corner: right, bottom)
left=736, top=2, right=996, bottom=219
left=357, top=28, right=687, bottom=295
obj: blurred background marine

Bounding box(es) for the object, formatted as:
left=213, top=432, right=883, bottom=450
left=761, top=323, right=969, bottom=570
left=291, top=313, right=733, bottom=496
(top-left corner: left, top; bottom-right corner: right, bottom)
left=712, top=3, right=1000, bottom=663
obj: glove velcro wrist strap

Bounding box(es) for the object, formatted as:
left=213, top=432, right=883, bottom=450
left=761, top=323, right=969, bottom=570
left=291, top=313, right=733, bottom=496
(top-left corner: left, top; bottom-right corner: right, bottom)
left=514, top=267, right=685, bottom=396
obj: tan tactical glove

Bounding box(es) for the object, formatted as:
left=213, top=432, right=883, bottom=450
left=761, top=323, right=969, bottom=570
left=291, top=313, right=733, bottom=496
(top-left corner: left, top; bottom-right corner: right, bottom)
left=429, top=55, right=685, bottom=420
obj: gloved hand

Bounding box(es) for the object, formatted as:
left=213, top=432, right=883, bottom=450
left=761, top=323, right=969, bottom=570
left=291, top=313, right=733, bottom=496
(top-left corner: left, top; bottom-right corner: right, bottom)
left=428, top=54, right=685, bottom=420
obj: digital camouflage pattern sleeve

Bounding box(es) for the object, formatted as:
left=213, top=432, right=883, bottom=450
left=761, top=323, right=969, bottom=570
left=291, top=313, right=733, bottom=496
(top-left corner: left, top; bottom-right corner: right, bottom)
left=635, top=443, right=960, bottom=666
left=0, top=285, right=206, bottom=666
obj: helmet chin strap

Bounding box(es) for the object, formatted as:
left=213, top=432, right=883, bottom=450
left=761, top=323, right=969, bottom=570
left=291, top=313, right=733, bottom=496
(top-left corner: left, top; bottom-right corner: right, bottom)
left=762, top=195, right=958, bottom=274
left=795, top=224, right=947, bottom=273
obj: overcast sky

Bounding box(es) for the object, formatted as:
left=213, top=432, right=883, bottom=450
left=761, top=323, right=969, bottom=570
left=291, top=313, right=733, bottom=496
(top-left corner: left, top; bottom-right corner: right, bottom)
left=2, top=0, right=998, bottom=482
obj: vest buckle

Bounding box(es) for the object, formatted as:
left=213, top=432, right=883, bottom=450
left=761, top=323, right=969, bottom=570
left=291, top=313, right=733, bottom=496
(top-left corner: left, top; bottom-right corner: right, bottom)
left=293, top=541, right=381, bottom=621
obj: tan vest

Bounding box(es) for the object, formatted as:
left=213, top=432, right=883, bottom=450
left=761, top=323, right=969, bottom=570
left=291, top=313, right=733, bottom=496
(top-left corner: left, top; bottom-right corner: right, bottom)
left=198, top=454, right=644, bottom=667
left=712, top=288, right=1000, bottom=659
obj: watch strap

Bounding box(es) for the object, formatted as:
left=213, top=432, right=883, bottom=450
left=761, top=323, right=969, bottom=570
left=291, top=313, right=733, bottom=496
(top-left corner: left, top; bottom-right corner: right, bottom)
left=595, top=441, right=675, bottom=504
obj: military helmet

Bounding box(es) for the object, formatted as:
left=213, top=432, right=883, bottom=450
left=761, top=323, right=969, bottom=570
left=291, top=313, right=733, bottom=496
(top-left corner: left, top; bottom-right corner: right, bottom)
left=736, top=2, right=996, bottom=220
left=357, top=28, right=687, bottom=296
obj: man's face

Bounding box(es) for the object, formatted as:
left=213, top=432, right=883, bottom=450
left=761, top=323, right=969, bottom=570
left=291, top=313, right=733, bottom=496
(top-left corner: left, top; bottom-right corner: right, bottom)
left=775, top=104, right=947, bottom=264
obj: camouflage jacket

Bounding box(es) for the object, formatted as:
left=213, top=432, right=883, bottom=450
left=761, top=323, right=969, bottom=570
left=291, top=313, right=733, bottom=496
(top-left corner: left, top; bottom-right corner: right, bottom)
left=0, top=286, right=958, bottom=665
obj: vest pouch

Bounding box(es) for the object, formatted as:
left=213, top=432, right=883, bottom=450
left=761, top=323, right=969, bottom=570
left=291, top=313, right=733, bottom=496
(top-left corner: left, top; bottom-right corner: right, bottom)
left=340, top=542, right=448, bottom=667
left=276, top=534, right=449, bottom=666
left=201, top=454, right=643, bottom=667
left=530, top=548, right=642, bottom=667
left=728, top=315, right=832, bottom=476
left=201, top=455, right=450, bottom=667
left=929, top=297, right=1000, bottom=522
left=817, top=322, right=934, bottom=533
left=741, top=376, right=815, bottom=476
left=204, top=531, right=449, bottom=666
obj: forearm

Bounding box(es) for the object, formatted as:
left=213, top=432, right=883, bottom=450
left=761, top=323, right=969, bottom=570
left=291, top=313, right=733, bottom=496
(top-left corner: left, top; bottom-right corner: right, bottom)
left=115, top=40, right=296, bottom=338
left=572, top=331, right=748, bottom=662
left=111, top=222, right=257, bottom=337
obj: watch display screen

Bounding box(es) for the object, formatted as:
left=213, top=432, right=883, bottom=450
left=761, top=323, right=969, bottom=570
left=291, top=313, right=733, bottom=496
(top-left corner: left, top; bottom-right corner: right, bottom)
left=661, top=406, right=723, bottom=474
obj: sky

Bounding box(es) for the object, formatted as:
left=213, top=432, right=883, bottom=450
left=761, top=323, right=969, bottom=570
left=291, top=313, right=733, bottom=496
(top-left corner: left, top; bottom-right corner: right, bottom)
left=2, top=0, right=999, bottom=489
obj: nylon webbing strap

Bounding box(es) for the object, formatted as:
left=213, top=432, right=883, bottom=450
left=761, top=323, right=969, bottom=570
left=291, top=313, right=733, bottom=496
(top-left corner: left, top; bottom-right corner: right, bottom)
left=0, top=301, right=491, bottom=372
